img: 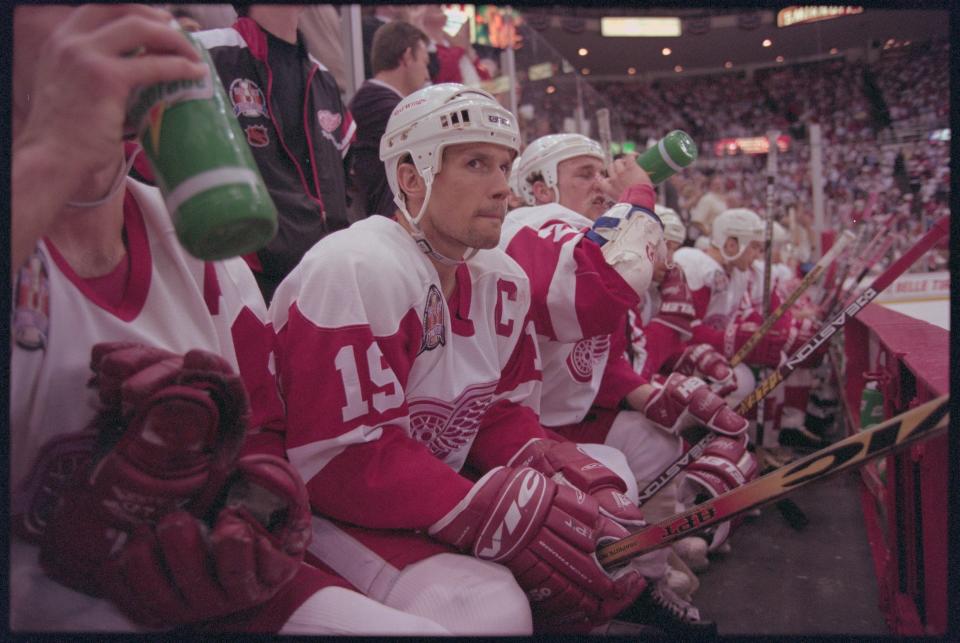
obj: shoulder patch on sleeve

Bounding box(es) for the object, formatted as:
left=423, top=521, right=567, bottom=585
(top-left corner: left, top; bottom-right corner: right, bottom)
left=193, top=28, right=249, bottom=50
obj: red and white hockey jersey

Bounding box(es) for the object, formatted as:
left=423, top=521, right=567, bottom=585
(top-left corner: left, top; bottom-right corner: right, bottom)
left=498, top=203, right=641, bottom=426
left=270, top=215, right=546, bottom=530
left=9, top=179, right=279, bottom=630
left=745, top=259, right=793, bottom=312
left=673, top=246, right=751, bottom=352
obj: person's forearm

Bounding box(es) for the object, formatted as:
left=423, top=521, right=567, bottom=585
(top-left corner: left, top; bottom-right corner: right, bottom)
left=11, top=138, right=79, bottom=271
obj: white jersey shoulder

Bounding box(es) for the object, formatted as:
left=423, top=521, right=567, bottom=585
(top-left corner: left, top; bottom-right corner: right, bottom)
left=272, top=216, right=436, bottom=335
left=499, top=203, right=592, bottom=250
left=673, top=247, right=724, bottom=292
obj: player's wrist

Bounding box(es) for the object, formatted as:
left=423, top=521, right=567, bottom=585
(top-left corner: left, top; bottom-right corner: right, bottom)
left=625, top=383, right=654, bottom=411
left=617, top=183, right=656, bottom=210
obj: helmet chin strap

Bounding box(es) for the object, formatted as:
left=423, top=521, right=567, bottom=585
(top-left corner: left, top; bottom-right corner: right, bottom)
left=67, top=148, right=139, bottom=209
left=396, top=175, right=479, bottom=267
left=716, top=238, right=748, bottom=264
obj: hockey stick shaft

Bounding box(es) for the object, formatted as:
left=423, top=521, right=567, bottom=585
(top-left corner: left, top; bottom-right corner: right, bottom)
left=762, top=131, right=778, bottom=317
left=729, top=229, right=855, bottom=368
left=736, top=215, right=948, bottom=415
left=812, top=225, right=866, bottom=305
left=636, top=215, right=947, bottom=506
left=601, top=394, right=949, bottom=568
left=825, top=236, right=896, bottom=319
left=596, top=108, right=613, bottom=167
left=820, top=213, right=897, bottom=309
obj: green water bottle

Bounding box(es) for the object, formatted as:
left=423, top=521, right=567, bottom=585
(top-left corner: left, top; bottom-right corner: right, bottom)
left=124, top=22, right=277, bottom=260
left=636, top=130, right=698, bottom=184
left=859, top=380, right=884, bottom=429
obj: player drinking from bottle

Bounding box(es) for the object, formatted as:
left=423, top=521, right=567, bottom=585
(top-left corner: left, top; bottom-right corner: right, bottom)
left=498, top=133, right=754, bottom=634
left=10, top=5, right=449, bottom=635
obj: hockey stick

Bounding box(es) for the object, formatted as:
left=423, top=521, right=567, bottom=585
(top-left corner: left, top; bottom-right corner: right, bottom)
left=810, top=223, right=865, bottom=307
left=596, top=108, right=613, bottom=167
left=761, top=131, right=778, bottom=317
left=824, top=236, right=896, bottom=320
left=819, top=213, right=897, bottom=310
left=729, top=229, right=856, bottom=368
left=756, top=131, right=779, bottom=451
left=736, top=215, right=947, bottom=415
left=635, top=215, right=948, bottom=506
left=601, top=394, right=949, bottom=568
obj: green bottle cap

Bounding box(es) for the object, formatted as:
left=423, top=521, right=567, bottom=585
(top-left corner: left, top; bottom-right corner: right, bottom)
left=635, top=130, right=698, bottom=184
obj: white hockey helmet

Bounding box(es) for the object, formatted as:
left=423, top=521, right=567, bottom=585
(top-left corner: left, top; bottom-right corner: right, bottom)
left=516, top=133, right=604, bottom=206
left=711, top=208, right=765, bottom=262
left=654, top=204, right=686, bottom=245
left=381, top=83, right=520, bottom=226
left=508, top=157, right=523, bottom=200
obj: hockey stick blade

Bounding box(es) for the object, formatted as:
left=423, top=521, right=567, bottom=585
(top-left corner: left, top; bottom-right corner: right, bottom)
left=600, top=394, right=949, bottom=569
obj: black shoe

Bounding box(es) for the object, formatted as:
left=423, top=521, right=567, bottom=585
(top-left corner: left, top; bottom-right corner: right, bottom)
left=615, top=582, right=718, bottom=638
left=802, top=412, right=835, bottom=437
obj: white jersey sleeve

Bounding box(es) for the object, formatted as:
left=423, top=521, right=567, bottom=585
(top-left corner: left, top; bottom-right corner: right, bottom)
left=673, top=247, right=738, bottom=329
left=498, top=203, right=639, bottom=343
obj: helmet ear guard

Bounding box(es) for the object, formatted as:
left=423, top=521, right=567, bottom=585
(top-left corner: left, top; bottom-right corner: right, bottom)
left=516, top=133, right=605, bottom=206
left=711, top=208, right=765, bottom=263
left=654, top=205, right=686, bottom=245
left=508, top=157, right=523, bottom=201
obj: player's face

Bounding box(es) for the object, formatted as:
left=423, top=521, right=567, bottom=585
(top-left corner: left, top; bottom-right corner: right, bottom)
left=652, top=239, right=682, bottom=282
left=733, top=239, right=764, bottom=271
left=555, top=155, right=606, bottom=221
left=422, top=142, right=514, bottom=255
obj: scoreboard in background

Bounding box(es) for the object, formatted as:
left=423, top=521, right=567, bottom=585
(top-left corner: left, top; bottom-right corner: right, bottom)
left=442, top=4, right=523, bottom=49
left=714, top=134, right=792, bottom=156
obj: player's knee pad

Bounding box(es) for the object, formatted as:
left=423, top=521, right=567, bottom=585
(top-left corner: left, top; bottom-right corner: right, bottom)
left=603, top=411, right=683, bottom=484
left=279, top=586, right=452, bottom=635
left=384, top=553, right=533, bottom=635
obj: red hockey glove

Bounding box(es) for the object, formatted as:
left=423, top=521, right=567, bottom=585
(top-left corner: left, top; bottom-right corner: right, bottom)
left=586, top=203, right=666, bottom=299
left=509, top=439, right=646, bottom=530
left=100, top=454, right=311, bottom=627
left=430, top=467, right=646, bottom=631
left=649, top=266, right=697, bottom=341
left=680, top=437, right=759, bottom=551
left=40, top=342, right=249, bottom=595
left=642, top=373, right=748, bottom=437
left=669, top=343, right=737, bottom=398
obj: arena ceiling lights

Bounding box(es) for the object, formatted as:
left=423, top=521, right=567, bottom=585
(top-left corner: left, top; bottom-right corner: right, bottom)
left=600, top=17, right=681, bottom=37
left=776, top=6, right=864, bottom=28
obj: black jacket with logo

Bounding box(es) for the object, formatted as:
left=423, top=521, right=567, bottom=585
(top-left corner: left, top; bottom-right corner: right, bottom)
left=197, top=18, right=355, bottom=301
